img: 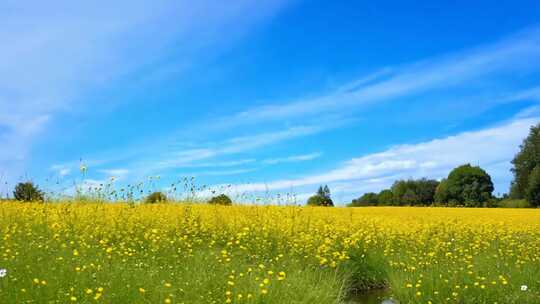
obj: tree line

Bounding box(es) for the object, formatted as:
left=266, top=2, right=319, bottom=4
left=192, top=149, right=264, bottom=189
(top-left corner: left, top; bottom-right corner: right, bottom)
left=348, top=164, right=494, bottom=207
left=6, top=123, right=540, bottom=208
left=308, top=123, right=540, bottom=208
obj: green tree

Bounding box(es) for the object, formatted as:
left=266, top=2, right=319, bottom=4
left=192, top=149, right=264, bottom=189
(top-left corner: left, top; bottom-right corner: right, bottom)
left=415, top=178, right=439, bottom=204
left=13, top=182, right=44, bottom=202
left=391, top=179, right=437, bottom=206
left=349, top=192, right=378, bottom=207
left=377, top=189, right=394, bottom=205
left=444, top=164, right=494, bottom=207
left=307, top=185, right=334, bottom=206
left=402, top=189, right=420, bottom=206
left=391, top=180, right=416, bottom=206
left=434, top=179, right=450, bottom=204
left=510, top=123, right=540, bottom=201
left=525, top=165, right=540, bottom=207
left=208, top=194, right=233, bottom=206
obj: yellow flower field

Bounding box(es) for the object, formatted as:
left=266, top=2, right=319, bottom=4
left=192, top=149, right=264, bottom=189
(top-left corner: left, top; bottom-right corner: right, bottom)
left=0, top=202, right=539, bottom=303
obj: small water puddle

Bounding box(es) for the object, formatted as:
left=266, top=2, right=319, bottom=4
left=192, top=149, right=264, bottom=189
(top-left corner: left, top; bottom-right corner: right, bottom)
left=345, top=288, right=398, bottom=304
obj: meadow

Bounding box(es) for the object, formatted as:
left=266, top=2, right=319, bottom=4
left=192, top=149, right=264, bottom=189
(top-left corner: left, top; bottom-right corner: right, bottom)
left=0, top=202, right=539, bottom=303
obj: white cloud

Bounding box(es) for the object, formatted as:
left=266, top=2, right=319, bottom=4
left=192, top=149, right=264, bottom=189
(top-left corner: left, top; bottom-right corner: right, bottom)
left=262, top=152, right=322, bottom=165
left=98, top=169, right=130, bottom=180
left=169, top=159, right=257, bottom=168
left=193, top=168, right=256, bottom=177
left=216, top=117, right=537, bottom=199
left=59, top=169, right=70, bottom=177
left=50, top=164, right=72, bottom=177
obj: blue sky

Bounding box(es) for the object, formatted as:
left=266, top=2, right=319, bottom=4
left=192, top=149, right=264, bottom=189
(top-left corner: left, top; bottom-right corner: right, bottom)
left=2, top=1, right=540, bottom=204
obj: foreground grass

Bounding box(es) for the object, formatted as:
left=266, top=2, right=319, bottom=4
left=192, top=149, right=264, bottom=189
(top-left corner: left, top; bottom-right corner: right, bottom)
left=0, top=202, right=539, bottom=303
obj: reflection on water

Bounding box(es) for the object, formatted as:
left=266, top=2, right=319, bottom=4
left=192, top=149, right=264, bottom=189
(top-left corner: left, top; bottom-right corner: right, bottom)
left=345, top=288, right=398, bottom=304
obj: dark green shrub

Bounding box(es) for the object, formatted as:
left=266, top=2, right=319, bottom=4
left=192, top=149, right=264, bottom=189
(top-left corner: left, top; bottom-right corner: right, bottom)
left=13, top=182, right=44, bottom=202
left=208, top=194, right=232, bottom=206
left=145, top=191, right=168, bottom=204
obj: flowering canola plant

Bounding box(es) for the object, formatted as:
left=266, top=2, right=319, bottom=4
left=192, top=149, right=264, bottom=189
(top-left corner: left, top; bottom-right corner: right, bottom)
left=0, top=202, right=539, bottom=303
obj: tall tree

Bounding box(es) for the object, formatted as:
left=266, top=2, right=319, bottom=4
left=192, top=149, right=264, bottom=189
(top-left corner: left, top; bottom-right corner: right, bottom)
left=308, top=185, right=334, bottom=207
left=445, top=164, right=494, bottom=207
left=510, top=123, right=540, bottom=199
left=324, top=185, right=331, bottom=199
left=525, top=165, right=540, bottom=207
left=434, top=179, right=451, bottom=204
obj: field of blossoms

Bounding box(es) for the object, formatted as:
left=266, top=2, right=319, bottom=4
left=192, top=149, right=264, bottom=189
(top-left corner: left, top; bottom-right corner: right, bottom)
left=0, top=202, right=539, bottom=303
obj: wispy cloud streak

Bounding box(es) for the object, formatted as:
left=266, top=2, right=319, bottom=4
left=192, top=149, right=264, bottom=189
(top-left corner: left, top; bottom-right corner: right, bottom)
left=212, top=27, right=540, bottom=128
left=0, top=0, right=290, bottom=181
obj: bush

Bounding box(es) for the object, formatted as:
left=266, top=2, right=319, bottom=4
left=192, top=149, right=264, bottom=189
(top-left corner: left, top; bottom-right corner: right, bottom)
left=498, top=199, right=531, bottom=208
left=208, top=194, right=232, bottom=206
left=145, top=191, right=168, bottom=204
left=13, top=182, right=44, bottom=202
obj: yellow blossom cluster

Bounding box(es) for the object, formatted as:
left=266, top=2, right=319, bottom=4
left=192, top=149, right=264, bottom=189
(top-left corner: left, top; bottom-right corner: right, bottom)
left=0, top=202, right=539, bottom=303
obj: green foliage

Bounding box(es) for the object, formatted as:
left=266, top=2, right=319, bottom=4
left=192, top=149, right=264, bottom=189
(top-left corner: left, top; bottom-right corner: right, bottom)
left=307, top=185, right=334, bottom=206
left=208, top=194, right=233, bottom=206
left=434, top=179, right=450, bottom=204
left=442, top=164, right=494, bottom=207
left=498, top=199, right=531, bottom=208
left=510, top=123, right=540, bottom=199
left=145, top=191, right=168, bottom=204
left=13, top=182, right=44, bottom=202
left=525, top=165, right=540, bottom=207
left=349, top=178, right=438, bottom=207
left=349, top=192, right=379, bottom=207
left=402, top=188, right=419, bottom=205
left=377, top=189, right=394, bottom=205
left=415, top=178, right=440, bottom=203
left=391, top=178, right=439, bottom=206
left=307, top=195, right=327, bottom=206
left=306, top=195, right=334, bottom=207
